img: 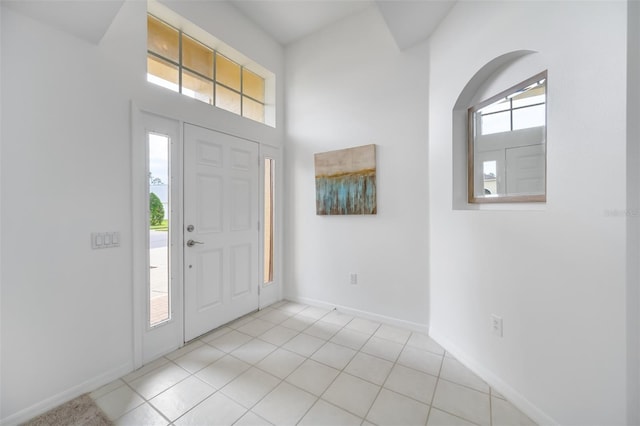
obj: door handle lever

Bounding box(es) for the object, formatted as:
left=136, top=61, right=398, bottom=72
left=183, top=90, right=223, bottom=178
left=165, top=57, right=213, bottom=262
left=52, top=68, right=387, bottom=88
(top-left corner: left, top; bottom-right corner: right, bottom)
left=186, top=239, right=204, bottom=247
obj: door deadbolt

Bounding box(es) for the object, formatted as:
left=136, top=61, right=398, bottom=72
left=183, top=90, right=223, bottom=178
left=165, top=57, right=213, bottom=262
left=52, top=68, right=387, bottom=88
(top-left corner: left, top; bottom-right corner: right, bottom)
left=186, top=225, right=195, bottom=232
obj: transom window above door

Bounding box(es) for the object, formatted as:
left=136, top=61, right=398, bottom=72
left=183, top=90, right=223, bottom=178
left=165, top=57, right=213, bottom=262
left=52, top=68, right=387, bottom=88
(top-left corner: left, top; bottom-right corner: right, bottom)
left=147, top=14, right=267, bottom=124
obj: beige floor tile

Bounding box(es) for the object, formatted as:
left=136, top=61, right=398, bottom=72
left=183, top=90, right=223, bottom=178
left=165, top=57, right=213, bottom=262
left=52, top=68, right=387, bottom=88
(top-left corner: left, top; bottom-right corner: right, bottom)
left=427, top=407, right=476, bottom=425
left=173, top=344, right=224, bottom=373
left=297, top=306, right=331, bottom=320
left=280, top=315, right=315, bottom=332
left=252, top=382, right=317, bottom=425
left=366, top=389, right=430, bottom=426
left=298, top=399, right=363, bottom=426
left=208, top=330, right=253, bottom=353
left=149, top=376, right=214, bottom=421
left=322, top=373, right=380, bottom=418
left=344, top=352, right=393, bottom=385
left=303, top=321, right=342, bottom=340
left=374, top=324, right=411, bottom=344
left=311, top=341, right=357, bottom=370
left=344, top=318, right=381, bottom=335
left=174, top=392, right=247, bottom=426
left=260, top=309, right=293, bottom=325
left=221, top=367, right=280, bottom=408
left=256, top=348, right=306, bottom=379
left=384, top=364, right=438, bottom=404
left=319, top=310, right=354, bottom=327
left=128, top=363, right=190, bottom=400
left=194, top=355, right=251, bottom=389
left=286, top=359, right=340, bottom=396
left=234, top=410, right=274, bottom=426
left=87, top=302, right=538, bottom=426
left=432, top=379, right=490, bottom=426
left=397, top=345, right=444, bottom=376
left=282, top=333, right=325, bottom=357
left=360, top=336, right=404, bottom=362
left=330, top=328, right=371, bottom=350
left=231, top=339, right=277, bottom=365
left=257, top=325, right=299, bottom=346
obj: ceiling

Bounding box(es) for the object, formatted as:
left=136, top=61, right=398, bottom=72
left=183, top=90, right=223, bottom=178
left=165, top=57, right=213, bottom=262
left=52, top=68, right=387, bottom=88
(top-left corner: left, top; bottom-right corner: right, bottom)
left=1, top=0, right=456, bottom=50
left=230, top=0, right=456, bottom=48
left=2, top=0, right=126, bottom=45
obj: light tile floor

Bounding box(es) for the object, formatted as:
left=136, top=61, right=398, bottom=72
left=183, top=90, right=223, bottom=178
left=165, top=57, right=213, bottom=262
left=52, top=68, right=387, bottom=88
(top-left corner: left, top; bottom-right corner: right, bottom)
left=92, top=301, right=537, bottom=426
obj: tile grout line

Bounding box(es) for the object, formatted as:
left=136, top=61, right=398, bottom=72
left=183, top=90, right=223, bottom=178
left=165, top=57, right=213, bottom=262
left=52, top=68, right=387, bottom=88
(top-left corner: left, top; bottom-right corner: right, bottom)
left=96, top=303, right=335, bottom=425
left=365, top=334, right=407, bottom=425
left=288, top=308, right=366, bottom=425
left=103, top=301, right=492, bottom=426
left=424, top=348, right=446, bottom=426
left=281, top=308, right=385, bottom=424
left=167, top=310, right=297, bottom=425
left=208, top=305, right=348, bottom=425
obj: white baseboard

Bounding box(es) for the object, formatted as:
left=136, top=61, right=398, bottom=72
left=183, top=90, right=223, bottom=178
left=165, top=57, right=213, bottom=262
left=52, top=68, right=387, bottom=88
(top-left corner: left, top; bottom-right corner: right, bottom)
left=285, top=295, right=429, bottom=334
left=428, top=328, right=558, bottom=426
left=1, top=361, right=133, bottom=426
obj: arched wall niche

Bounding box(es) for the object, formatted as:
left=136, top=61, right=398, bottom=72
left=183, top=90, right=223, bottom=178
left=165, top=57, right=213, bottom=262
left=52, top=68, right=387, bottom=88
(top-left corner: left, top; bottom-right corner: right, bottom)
left=452, top=50, right=547, bottom=210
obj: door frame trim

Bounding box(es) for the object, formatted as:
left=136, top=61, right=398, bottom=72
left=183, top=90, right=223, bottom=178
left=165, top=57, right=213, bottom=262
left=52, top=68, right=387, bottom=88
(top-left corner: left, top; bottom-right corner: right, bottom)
left=131, top=103, right=279, bottom=368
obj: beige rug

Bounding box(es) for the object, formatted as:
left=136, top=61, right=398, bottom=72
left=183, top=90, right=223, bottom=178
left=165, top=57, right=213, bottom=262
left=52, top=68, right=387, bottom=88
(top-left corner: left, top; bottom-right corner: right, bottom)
left=21, top=394, right=112, bottom=426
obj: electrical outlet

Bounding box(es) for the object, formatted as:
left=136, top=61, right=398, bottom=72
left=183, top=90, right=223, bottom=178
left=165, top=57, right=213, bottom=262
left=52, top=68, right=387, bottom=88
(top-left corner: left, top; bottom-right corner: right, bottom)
left=350, top=273, right=358, bottom=285
left=491, top=314, right=503, bottom=337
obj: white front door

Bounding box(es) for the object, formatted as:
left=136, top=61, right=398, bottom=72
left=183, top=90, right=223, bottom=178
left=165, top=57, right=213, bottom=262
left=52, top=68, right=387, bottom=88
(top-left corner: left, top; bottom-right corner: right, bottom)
left=183, top=124, right=260, bottom=341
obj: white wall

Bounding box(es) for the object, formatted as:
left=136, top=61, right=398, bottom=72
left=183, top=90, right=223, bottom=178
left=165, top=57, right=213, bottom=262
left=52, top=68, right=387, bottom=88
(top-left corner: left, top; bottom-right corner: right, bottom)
left=429, top=1, right=629, bottom=424
left=284, top=6, right=430, bottom=329
left=0, top=1, right=284, bottom=423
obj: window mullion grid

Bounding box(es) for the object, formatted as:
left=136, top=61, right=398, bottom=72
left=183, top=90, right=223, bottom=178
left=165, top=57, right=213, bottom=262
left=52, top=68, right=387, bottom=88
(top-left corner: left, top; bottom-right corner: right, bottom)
left=147, top=14, right=266, bottom=122
left=147, top=51, right=180, bottom=68
left=509, top=98, right=514, bottom=131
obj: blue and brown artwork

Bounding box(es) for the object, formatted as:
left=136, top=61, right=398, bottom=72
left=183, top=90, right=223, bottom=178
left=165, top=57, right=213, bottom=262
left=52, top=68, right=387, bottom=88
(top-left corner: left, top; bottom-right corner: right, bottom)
left=314, top=144, right=377, bottom=215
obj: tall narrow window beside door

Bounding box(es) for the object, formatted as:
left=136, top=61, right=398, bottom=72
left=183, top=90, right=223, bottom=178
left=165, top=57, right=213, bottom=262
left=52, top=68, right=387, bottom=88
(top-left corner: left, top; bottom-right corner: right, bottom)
left=149, top=132, right=171, bottom=326
left=264, top=158, right=275, bottom=284
left=147, top=14, right=266, bottom=124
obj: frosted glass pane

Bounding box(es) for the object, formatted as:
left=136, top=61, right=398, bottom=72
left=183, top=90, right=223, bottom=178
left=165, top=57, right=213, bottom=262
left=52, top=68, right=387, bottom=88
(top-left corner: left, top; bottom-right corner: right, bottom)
left=183, top=35, right=213, bottom=79
left=147, top=15, right=179, bottom=63
left=183, top=70, right=214, bottom=105
left=147, top=55, right=179, bottom=93
left=242, top=97, right=264, bottom=123
left=216, top=53, right=241, bottom=91
left=216, top=84, right=241, bottom=115
left=243, top=69, right=265, bottom=102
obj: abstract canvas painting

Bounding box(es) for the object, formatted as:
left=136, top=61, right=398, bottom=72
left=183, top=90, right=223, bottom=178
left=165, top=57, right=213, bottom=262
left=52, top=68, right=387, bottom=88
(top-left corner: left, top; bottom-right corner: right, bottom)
left=314, top=144, right=377, bottom=215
